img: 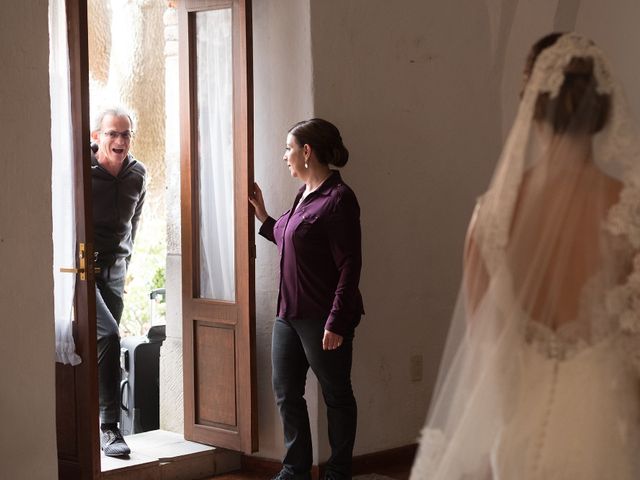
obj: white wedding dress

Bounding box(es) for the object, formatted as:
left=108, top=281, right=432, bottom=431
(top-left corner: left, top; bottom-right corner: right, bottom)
left=410, top=33, right=640, bottom=480
left=490, top=250, right=640, bottom=480
left=411, top=266, right=640, bottom=480
left=492, top=322, right=640, bottom=480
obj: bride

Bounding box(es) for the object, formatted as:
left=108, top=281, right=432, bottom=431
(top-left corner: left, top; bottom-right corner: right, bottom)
left=410, top=33, right=640, bottom=479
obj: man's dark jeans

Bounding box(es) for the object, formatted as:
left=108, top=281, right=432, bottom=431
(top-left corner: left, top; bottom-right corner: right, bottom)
left=96, top=258, right=126, bottom=425
left=272, top=316, right=357, bottom=479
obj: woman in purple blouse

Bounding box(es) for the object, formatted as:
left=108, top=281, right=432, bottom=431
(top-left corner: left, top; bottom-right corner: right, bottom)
left=249, top=118, right=364, bottom=480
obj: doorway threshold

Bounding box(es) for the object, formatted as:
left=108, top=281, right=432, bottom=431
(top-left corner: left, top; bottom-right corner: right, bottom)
left=101, top=430, right=240, bottom=480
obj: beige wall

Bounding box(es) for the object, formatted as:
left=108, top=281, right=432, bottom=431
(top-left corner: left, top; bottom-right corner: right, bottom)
left=0, top=1, right=58, bottom=479
left=251, top=0, right=317, bottom=462
left=309, top=0, right=502, bottom=455
left=575, top=0, right=640, bottom=117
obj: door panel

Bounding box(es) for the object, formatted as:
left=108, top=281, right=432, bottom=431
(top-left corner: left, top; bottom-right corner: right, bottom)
left=195, top=322, right=237, bottom=427
left=55, top=1, right=100, bottom=478
left=180, top=0, right=257, bottom=454
left=56, top=365, right=78, bottom=459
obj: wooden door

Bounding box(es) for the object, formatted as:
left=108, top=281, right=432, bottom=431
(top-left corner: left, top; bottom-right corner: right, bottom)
left=55, top=1, right=100, bottom=479
left=179, top=0, right=257, bottom=454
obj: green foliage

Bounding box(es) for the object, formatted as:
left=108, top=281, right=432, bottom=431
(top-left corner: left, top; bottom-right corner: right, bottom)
left=150, top=265, right=166, bottom=291
left=120, top=217, right=167, bottom=337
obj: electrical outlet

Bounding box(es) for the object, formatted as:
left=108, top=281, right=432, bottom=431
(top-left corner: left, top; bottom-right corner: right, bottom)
left=410, top=354, right=423, bottom=382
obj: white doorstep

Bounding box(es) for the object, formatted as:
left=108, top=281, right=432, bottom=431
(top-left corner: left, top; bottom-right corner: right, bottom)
left=101, top=429, right=240, bottom=480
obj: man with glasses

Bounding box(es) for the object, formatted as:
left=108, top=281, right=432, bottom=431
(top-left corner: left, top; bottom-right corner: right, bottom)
left=90, top=107, right=146, bottom=457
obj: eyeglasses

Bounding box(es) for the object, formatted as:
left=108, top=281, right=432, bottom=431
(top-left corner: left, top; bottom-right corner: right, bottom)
left=102, top=130, right=134, bottom=140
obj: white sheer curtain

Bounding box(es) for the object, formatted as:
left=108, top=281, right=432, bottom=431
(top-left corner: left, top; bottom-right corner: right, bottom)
left=196, top=9, right=236, bottom=302
left=50, top=0, right=81, bottom=366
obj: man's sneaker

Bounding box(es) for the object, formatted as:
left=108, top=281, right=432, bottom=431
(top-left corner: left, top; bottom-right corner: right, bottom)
left=271, top=471, right=294, bottom=480
left=271, top=470, right=312, bottom=480
left=100, top=423, right=130, bottom=457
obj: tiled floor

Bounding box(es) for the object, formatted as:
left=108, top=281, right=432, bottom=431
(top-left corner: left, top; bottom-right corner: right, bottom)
left=205, top=476, right=405, bottom=480
left=100, top=430, right=411, bottom=480
left=204, top=466, right=410, bottom=480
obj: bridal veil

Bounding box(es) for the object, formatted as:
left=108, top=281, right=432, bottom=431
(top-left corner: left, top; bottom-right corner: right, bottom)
left=410, top=33, right=640, bottom=479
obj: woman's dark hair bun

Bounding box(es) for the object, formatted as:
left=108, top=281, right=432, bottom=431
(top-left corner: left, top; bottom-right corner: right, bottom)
left=289, top=118, right=349, bottom=167
left=564, top=56, right=593, bottom=76
left=331, top=145, right=349, bottom=167
left=533, top=56, right=610, bottom=134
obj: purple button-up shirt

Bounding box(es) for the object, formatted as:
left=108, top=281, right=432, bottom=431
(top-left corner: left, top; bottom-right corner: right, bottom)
left=259, top=171, right=364, bottom=335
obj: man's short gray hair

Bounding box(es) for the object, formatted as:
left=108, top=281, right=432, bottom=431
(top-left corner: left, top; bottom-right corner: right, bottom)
left=92, top=107, right=136, bottom=133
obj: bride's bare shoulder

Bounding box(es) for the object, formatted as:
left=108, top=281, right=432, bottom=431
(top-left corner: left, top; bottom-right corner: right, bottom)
left=588, top=163, right=624, bottom=203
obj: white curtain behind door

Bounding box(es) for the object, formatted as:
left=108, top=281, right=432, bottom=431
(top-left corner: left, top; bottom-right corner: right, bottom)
left=50, top=0, right=82, bottom=366
left=196, top=9, right=236, bottom=302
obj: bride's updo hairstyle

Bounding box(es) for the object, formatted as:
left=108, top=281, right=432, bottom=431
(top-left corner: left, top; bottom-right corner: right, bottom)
left=525, top=32, right=611, bottom=135
left=289, top=118, right=349, bottom=167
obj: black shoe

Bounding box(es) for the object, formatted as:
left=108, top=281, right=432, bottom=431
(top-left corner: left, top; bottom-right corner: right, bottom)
left=271, top=470, right=311, bottom=480
left=100, top=423, right=131, bottom=457
left=271, top=471, right=293, bottom=480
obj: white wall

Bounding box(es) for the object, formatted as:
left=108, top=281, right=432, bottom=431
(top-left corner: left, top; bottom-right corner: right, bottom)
left=575, top=0, right=640, bottom=119
left=0, top=1, right=58, bottom=479
left=159, top=5, right=184, bottom=434
left=251, top=0, right=317, bottom=462
left=308, top=0, right=503, bottom=454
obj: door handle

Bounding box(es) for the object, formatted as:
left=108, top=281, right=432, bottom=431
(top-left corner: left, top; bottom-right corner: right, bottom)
left=59, top=266, right=100, bottom=275
left=60, top=266, right=85, bottom=274
left=59, top=243, right=94, bottom=281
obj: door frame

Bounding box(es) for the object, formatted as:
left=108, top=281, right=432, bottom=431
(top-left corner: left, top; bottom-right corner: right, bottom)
left=56, top=1, right=257, bottom=477
left=55, top=0, right=101, bottom=479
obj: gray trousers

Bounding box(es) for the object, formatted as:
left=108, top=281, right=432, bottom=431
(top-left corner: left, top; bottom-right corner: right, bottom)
left=96, top=258, right=127, bottom=424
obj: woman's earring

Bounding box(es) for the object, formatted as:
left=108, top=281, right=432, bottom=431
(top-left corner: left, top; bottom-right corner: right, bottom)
left=305, top=159, right=308, bottom=169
